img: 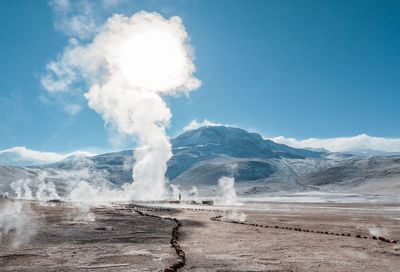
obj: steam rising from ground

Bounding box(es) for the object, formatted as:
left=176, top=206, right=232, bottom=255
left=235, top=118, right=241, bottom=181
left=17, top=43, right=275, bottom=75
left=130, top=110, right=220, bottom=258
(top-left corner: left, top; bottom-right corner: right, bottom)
left=170, top=184, right=181, bottom=200
left=42, top=11, right=200, bottom=201
left=188, top=186, right=199, bottom=201
left=169, top=184, right=200, bottom=201
left=11, top=172, right=59, bottom=201
left=222, top=210, right=247, bottom=223
left=368, top=226, right=389, bottom=237
left=217, top=168, right=247, bottom=222
left=0, top=201, right=37, bottom=248
left=217, top=163, right=240, bottom=205
left=218, top=177, right=238, bottom=205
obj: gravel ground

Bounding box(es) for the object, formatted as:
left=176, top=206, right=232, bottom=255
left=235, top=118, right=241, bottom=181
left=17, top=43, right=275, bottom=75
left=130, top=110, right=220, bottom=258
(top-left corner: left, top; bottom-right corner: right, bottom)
left=0, top=200, right=175, bottom=271
left=1, top=200, right=399, bottom=271
left=177, top=202, right=400, bottom=272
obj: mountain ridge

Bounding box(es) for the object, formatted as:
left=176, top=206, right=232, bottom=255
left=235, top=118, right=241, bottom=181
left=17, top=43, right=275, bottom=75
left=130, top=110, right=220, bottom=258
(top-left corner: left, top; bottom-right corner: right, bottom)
left=0, top=126, right=399, bottom=198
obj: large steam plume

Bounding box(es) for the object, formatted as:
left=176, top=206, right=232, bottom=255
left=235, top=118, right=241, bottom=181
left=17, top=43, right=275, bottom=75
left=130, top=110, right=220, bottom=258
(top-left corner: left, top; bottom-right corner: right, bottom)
left=42, top=12, right=201, bottom=200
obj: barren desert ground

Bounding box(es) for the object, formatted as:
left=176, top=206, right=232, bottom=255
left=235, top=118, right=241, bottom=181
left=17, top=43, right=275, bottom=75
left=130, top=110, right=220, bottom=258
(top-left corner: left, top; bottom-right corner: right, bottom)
left=1, top=199, right=400, bottom=272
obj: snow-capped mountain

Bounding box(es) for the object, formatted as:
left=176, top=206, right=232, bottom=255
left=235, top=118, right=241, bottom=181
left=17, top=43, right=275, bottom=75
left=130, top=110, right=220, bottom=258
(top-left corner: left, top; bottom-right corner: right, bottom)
left=1, top=126, right=399, bottom=197
left=167, top=126, right=324, bottom=180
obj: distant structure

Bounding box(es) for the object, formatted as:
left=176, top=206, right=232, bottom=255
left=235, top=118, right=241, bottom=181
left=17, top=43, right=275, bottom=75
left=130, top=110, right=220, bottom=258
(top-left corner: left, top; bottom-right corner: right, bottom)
left=201, top=200, right=214, bottom=206
left=48, top=199, right=62, bottom=204
left=179, top=194, right=182, bottom=201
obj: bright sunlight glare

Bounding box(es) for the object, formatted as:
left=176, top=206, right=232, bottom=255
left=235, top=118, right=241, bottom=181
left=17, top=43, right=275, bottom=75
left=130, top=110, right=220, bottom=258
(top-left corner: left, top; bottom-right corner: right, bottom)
left=119, top=29, right=186, bottom=92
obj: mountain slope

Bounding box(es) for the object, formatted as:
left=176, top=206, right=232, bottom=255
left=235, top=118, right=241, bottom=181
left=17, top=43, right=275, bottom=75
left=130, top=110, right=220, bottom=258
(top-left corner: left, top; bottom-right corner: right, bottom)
left=2, top=126, right=399, bottom=198
left=0, top=126, right=329, bottom=197
left=167, top=126, right=323, bottom=180
left=48, top=126, right=327, bottom=187
left=299, top=156, right=400, bottom=193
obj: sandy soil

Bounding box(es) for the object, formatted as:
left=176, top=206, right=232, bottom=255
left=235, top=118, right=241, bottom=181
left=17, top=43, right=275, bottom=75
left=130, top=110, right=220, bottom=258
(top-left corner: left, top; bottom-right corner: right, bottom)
left=176, top=203, right=400, bottom=272
left=1, top=199, right=400, bottom=271
left=0, top=200, right=176, bottom=271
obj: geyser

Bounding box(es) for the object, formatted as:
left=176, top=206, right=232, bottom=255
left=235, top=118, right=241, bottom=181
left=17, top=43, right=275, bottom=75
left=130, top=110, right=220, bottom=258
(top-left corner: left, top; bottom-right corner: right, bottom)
left=42, top=11, right=201, bottom=200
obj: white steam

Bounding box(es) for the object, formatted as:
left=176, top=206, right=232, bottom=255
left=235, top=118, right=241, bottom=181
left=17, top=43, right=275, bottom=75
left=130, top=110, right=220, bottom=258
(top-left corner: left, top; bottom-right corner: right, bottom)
left=170, top=184, right=181, bottom=200
left=218, top=178, right=246, bottom=222
left=218, top=176, right=239, bottom=205
left=217, top=166, right=246, bottom=221
left=11, top=172, right=60, bottom=201
left=368, top=226, right=389, bottom=237
left=188, top=186, right=199, bottom=201
left=42, top=11, right=201, bottom=201
left=222, top=210, right=247, bottom=223
left=0, top=201, right=37, bottom=248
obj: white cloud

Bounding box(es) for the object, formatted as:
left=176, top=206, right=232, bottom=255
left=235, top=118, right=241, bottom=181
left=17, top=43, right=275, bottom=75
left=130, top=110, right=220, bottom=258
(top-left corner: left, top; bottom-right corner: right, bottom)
left=49, top=0, right=99, bottom=40
left=63, top=103, right=82, bottom=115
left=49, top=0, right=129, bottom=41
left=269, top=134, right=400, bottom=153
left=0, top=147, right=96, bottom=166
left=183, top=119, right=226, bottom=131
left=101, top=0, right=127, bottom=9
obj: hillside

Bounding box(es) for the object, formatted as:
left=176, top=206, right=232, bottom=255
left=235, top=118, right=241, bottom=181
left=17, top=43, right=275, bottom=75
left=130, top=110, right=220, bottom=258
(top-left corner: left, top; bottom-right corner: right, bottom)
left=298, top=156, right=400, bottom=196
left=0, top=126, right=399, bottom=198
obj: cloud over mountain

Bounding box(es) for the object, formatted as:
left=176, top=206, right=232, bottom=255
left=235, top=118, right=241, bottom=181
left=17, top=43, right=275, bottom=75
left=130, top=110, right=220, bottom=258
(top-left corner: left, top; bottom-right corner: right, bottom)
left=269, top=134, right=400, bottom=153
left=183, top=119, right=227, bottom=131
left=0, top=147, right=95, bottom=166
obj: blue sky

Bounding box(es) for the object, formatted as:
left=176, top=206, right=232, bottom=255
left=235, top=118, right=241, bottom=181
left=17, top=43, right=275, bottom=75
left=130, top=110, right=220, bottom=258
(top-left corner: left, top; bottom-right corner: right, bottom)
left=1, top=0, right=400, bottom=156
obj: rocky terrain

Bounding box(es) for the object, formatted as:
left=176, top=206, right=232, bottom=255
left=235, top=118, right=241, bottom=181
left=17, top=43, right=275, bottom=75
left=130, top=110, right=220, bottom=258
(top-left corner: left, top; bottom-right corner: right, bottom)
left=0, top=199, right=176, bottom=271
left=1, top=199, right=399, bottom=271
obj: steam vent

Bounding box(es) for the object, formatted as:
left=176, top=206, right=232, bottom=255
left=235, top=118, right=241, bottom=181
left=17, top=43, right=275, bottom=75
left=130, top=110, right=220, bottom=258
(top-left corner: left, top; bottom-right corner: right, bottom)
left=1, top=1, right=400, bottom=271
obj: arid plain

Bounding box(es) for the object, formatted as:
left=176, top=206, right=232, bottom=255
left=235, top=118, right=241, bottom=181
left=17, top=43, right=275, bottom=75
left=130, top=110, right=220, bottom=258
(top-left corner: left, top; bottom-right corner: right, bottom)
left=1, top=199, right=400, bottom=272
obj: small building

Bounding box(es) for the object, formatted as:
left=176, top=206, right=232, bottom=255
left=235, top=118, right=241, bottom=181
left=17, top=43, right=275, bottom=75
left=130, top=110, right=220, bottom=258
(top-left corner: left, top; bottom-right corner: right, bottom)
left=201, top=200, right=214, bottom=206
